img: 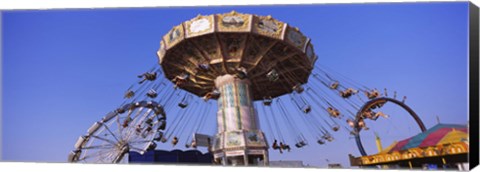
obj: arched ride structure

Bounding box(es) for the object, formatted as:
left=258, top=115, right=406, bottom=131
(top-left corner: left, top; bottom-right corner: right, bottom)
left=353, top=97, right=427, bottom=156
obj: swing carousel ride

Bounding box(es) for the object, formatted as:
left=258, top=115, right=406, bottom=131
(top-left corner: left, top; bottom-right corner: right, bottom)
left=68, top=11, right=426, bottom=165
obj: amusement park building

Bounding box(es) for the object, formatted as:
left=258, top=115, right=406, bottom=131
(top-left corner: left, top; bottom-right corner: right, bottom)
left=129, top=150, right=308, bottom=167
left=349, top=123, right=469, bottom=170
left=129, top=149, right=213, bottom=164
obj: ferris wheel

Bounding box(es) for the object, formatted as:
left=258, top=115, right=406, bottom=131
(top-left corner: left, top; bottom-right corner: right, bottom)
left=68, top=101, right=166, bottom=163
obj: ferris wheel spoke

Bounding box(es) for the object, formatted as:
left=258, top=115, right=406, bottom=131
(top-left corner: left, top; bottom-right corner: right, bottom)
left=82, top=144, right=116, bottom=150
left=78, top=148, right=115, bottom=162
left=102, top=150, right=119, bottom=163
left=102, top=123, right=121, bottom=143
left=123, top=107, right=146, bottom=139
left=129, top=132, right=155, bottom=145
left=117, top=109, right=134, bottom=137
left=129, top=140, right=152, bottom=144
left=90, top=135, right=118, bottom=145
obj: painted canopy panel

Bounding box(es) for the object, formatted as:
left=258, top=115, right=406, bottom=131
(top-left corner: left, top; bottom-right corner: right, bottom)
left=383, top=123, right=467, bottom=153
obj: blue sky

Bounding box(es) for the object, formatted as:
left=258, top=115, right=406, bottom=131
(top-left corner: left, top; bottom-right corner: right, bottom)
left=1, top=2, right=469, bottom=167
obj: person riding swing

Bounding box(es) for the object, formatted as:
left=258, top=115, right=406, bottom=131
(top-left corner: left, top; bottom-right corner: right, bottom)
left=346, top=119, right=355, bottom=128
left=202, top=89, right=220, bottom=101
left=332, top=125, right=340, bottom=132
left=272, top=140, right=282, bottom=153
left=172, top=136, right=179, bottom=146
left=124, top=90, right=135, bottom=99
left=138, top=72, right=157, bottom=84
left=358, top=118, right=369, bottom=130
left=365, top=89, right=380, bottom=99
left=280, top=142, right=291, bottom=152
left=327, top=107, right=341, bottom=118
left=172, top=73, right=189, bottom=89
left=363, top=109, right=389, bottom=120
left=329, top=81, right=339, bottom=90
left=339, top=88, right=358, bottom=98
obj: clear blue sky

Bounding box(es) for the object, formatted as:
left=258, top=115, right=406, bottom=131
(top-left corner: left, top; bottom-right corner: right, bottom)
left=2, top=2, right=469, bottom=168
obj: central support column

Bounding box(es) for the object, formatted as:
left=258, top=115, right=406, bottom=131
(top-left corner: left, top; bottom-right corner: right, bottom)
left=212, top=74, right=269, bottom=166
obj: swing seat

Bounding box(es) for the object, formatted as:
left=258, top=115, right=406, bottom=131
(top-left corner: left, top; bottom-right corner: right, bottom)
left=295, top=143, right=302, bottom=148
left=293, top=84, right=304, bottom=93
left=147, top=142, right=157, bottom=151
left=263, top=97, right=273, bottom=106
left=330, top=81, right=339, bottom=90
left=145, top=73, right=157, bottom=81
left=178, top=102, right=188, bottom=108
left=332, top=126, right=340, bottom=132
left=124, top=91, right=135, bottom=99
left=302, top=105, right=311, bottom=114
left=154, top=132, right=164, bottom=141
left=147, top=92, right=158, bottom=98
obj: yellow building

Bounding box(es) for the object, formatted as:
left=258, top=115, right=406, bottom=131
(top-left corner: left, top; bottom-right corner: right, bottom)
left=349, top=123, right=469, bottom=170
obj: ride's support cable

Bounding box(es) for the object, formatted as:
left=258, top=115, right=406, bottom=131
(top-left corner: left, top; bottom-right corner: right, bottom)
left=196, top=102, right=214, bottom=133
left=174, top=100, right=202, bottom=141
left=276, top=98, right=305, bottom=143
left=304, top=88, right=328, bottom=111
left=267, top=105, right=285, bottom=143
left=163, top=91, right=183, bottom=113
left=161, top=88, right=178, bottom=109
left=288, top=95, right=320, bottom=141
left=303, top=89, right=351, bottom=130
left=260, top=102, right=277, bottom=141
left=314, top=65, right=371, bottom=91
left=185, top=101, right=211, bottom=143
left=303, top=88, right=341, bottom=125
left=164, top=101, right=197, bottom=140
left=310, top=84, right=357, bottom=119
left=161, top=88, right=178, bottom=107
left=176, top=100, right=202, bottom=139
left=312, top=70, right=368, bottom=107
left=132, top=77, right=158, bottom=101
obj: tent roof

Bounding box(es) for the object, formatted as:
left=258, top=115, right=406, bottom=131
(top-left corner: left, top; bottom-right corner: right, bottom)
left=381, top=123, right=467, bottom=153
